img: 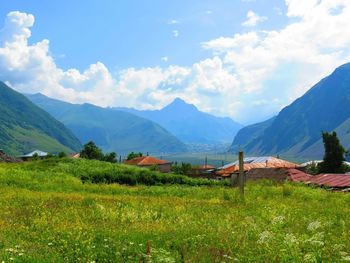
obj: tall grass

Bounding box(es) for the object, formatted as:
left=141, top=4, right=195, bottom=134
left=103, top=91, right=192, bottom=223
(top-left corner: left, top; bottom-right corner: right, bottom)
left=0, top=159, right=349, bottom=262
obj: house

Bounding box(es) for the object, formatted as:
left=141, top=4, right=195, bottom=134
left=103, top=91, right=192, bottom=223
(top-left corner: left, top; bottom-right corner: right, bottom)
left=288, top=169, right=350, bottom=190
left=189, top=164, right=216, bottom=178
left=19, top=150, right=48, bottom=161
left=216, top=156, right=299, bottom=178
left=124, top=156, right=172, bottom=173
left=69, top=153, right=80, bottom=158
left=0, top=149, right=21, bottom=163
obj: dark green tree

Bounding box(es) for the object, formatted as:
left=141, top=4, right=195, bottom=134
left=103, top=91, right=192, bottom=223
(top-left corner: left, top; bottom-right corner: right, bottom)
left=171, top=162, right=192, bottom=175
left=103, top=152, right=117, bottom=163
left=319, top=131, right=346, bottom=173
left=80, top=141, right=104, bottom=160
left=58, top=152, right=67, bottom=158
left=127, top=152, right=143, bottom=160
left=80, top=141, right=117, bottom=163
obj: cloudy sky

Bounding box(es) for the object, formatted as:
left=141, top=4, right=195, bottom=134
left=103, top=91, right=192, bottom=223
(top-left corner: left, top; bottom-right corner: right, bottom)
left=1, top=0, right=350, bottom=124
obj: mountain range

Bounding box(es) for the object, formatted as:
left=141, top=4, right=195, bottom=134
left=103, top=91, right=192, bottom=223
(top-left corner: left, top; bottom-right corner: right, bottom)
left=230, top=62, right=350, bottom=160
left=0, top=82, right=81, bottom=155
left=116, top=98, right=242, bottom=145
left=27, top=93, right=188, bottom=155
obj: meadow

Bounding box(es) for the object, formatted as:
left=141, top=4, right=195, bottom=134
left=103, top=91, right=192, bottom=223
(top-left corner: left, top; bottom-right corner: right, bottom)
left=0, top=158, right=349, bottom=262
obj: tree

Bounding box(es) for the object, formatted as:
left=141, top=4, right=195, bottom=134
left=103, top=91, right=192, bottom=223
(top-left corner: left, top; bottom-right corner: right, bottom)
left=127, top=152, right=143, bottom=160
left=319, top=131, right=346, bottom=173
left=103, top=152, right=117, bottom=163
left=171, top=162, right=192, bottom=175
left=80, top=141, right=104, bottom=160
left=80, top=141, right=117, bottom=163
left=58, top=152, right=66, bottom=158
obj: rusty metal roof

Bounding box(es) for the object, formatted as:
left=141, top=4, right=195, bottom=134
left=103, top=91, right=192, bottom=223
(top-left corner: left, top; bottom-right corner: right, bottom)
left=217, top=156, right=298, bottom=176
left=124, top=156, right=171, bottom=166
left=288, top=169, right=350, bottom=188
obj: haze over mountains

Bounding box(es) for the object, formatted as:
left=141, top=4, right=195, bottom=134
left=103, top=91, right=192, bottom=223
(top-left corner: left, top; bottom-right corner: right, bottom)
left=116, top=98, right=243, bottom=145
left=0, top=82, right=81, bottom=155
left=27, top=94, right=188, bottom=155
left=230, top=63, right=350, bottom=160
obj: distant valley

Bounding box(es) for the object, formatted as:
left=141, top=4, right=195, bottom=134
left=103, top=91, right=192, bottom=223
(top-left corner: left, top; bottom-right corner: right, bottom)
left=115, top=98, right=243, bottom=146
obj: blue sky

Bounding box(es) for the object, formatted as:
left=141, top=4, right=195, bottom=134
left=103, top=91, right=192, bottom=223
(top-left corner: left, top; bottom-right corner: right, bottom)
left=0, top=0, right=287, bottom=70
left=0, top=0, right=350, bottom=124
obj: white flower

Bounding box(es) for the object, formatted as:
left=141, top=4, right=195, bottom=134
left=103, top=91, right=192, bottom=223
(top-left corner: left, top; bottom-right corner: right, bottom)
left=307, top=221, right=321, bottom=231
left=272, top=216, right=285, bottom=225
left=342, top=256, right=350, bottom=261
left=304, top=253, right=316, bottom=262
left=257, top=231, right=273, bottom=244
left=284, top=233, right=299, bottom=245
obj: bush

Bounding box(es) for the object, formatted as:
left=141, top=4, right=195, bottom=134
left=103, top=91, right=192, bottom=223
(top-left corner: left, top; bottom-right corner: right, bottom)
left=22, top=158, right=227, bottom=187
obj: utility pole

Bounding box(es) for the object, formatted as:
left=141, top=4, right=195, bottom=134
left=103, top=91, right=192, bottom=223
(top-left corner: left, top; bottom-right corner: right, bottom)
left=238, top=151, right=245, bottom=198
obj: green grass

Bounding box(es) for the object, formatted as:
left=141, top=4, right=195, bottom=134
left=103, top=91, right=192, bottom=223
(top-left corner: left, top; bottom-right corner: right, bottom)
left=0, top=159, right=349, bottom=262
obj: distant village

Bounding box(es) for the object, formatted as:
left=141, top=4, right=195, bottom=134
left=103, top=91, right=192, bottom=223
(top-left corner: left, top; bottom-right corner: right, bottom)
left=2, top=143, right=350, bottom=191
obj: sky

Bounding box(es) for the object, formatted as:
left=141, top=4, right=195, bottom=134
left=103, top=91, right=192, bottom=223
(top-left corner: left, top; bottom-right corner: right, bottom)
left=0, top=0, right=350, bottom=124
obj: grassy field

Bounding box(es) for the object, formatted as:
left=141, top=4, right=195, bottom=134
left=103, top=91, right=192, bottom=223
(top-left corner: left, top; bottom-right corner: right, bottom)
left=0, top=159, right=349, bottom=262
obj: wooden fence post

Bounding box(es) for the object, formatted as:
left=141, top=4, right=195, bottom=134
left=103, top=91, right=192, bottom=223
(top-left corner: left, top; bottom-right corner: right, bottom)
left=238, top=151, right=245, bottom=198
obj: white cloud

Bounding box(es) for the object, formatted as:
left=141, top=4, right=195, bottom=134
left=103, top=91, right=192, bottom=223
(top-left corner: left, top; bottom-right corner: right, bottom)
left=242, top=10, right=267, bottom=27
left=1, top=2, right=350, bottom=124
left=200, top=0, right=350, bottom=122
left=172, top=30, right=179, bottom=38
left=161, top=56, right=168, bottom=62
left=167, top=19, right=179, bottom=25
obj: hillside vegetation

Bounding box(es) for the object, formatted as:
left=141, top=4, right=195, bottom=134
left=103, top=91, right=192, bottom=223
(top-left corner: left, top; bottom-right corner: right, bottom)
left=27, top=93, right=187, bottom=155
left=230, top=63, right=350, bottom=160
left=0, top=159, right=349, bottom=262
left=0, top=82, right=81, bottom=155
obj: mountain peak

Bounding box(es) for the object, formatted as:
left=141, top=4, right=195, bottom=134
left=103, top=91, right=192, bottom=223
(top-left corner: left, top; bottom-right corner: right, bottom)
left=164, top=98, right=197, bottom=112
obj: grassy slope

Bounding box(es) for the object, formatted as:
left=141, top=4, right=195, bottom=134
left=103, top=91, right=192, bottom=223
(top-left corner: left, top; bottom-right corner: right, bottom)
left=26, top=94, right=188, bottom=154
left=0, top=82, right=82, bottom=155
left=0, top=160, right=350, bottom=262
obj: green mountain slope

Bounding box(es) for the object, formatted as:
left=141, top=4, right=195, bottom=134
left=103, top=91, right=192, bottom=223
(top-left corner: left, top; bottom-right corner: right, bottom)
left=27, top=93, right=188, bottom=155
left=0, top=82, right=82, bottom=155
left=230, top=63, right=350, bottom=159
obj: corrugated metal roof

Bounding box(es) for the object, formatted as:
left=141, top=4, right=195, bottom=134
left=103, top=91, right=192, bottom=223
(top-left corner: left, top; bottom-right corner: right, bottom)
left=20, top=150, right=48, bottom=158
left=217, top=156, right=298, bottom=176
left=125, top=156, right=171, bottom=166
left=288, top=169, right=350, bottom=188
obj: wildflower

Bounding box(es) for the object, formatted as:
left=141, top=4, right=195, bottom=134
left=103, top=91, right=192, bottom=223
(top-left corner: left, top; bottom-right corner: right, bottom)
left=18, top=253, right=24, bottom=256
left=307, top=221, right=321, bottom=231
left=342, top=256, right=350, bottom=261
left=307, top=232, right=325, bottom=247
left=257, top=231, right=273, bottom=244
left=284, top=233, right=299, bottom=245
left=304, top=253, right=316, bottom=262
left=272, top=216, right=285, bottom=225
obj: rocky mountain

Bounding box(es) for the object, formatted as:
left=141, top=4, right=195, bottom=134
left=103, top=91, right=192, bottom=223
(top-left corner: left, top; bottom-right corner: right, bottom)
left=27, top=93, right=188, bottom=155
left=117, top=98, right=243, bottom=145
left=0, top=82, right=82, bottom=155
left=230, top=63, right=350, bottom=160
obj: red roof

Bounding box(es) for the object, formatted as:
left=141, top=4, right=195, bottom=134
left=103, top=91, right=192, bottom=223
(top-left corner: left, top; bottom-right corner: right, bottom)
left=288, top=169, right=350, bottom=188
left=124, top=156, right=171, bottom=166
left=217, top=157, right=298, bottom=176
